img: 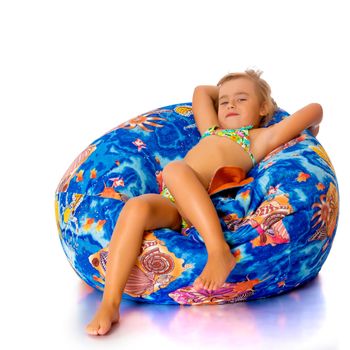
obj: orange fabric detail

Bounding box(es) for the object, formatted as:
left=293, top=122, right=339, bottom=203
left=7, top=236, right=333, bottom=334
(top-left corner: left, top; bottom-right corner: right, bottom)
left=207, top=166, right=253, bottom=196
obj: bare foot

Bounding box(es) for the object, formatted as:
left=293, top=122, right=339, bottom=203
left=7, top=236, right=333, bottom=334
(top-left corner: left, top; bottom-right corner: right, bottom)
left=193, top=244, right=236, bottom=292
left=85, top=301, right=120, bottom=336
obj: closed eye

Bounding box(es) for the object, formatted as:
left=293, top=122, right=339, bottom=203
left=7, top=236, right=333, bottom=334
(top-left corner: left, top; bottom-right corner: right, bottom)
left=220, top=98, right=246, bottom=105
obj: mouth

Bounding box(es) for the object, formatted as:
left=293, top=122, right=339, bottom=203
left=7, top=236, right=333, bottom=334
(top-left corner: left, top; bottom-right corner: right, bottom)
left=226, top=112, right=239, bottom=118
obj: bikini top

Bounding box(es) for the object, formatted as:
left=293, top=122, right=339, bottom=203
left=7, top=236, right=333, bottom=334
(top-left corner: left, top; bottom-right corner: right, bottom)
left=201, top=124, right=256, bottom=166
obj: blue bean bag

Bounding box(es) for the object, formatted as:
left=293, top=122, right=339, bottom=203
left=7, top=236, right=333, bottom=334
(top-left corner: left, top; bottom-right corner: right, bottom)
left=55, top=102, right=339, bottom=305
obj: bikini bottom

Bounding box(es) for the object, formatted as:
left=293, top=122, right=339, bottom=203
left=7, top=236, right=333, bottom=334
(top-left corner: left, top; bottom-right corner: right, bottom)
left=159, top=166, right=253, bottom=234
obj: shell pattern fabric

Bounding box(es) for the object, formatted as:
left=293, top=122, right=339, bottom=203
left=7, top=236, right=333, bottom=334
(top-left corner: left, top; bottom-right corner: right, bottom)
left=55, top=102, right=339, bottom=305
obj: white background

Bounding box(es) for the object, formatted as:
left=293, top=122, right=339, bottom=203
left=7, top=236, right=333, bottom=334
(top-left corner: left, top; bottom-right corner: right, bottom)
left=0, top=0, right=348, bottom=349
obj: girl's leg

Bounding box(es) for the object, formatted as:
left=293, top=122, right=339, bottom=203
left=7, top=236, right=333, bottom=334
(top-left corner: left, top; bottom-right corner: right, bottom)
left=85, top=194, right=182, bottom=336
left=162, top=160, right=236, bottom=292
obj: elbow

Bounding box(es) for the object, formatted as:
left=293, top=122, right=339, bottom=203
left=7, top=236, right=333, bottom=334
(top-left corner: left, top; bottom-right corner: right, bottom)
left=311, top=102, right=323, bottom=112
left=192, top=86, right=207, bottom=111
left=194, top=85, right=204, bottom=92
left=192, top=87, right=201, bottom=111
left=192, top=86, right=203, bottom=100
left=310, top=102, right=323, bottom=124
left=193, top=86, right=206, bottom=98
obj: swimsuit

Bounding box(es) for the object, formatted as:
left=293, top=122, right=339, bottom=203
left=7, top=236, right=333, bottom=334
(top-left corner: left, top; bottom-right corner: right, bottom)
left=160, top=125, right=256, bottom=234
left=160, top=183, right=191, bottom=234
left=201, top=124, right=256, bottom=167
left=160, top=166, right=253, bottom=235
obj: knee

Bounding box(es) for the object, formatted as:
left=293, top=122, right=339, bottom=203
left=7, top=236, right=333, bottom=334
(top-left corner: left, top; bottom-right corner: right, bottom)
left=162, top=160, right=188, bottom=182
left=124, top=197, right=152, bottom=219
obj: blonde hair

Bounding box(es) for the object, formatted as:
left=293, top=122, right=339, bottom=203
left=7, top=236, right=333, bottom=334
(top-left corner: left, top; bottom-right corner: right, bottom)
left=216, top=69, right=278, bottom=126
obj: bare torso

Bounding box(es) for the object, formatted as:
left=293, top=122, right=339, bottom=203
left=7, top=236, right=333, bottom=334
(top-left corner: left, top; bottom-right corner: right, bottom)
left=184, top=127, right=269, bottom=190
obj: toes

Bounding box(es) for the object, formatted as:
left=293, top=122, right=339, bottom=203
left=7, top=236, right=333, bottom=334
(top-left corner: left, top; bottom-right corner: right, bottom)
left=194, top=278, right=203, bottom=291
left=98, top=321, right=111, bottom=335
left=205, top=281, right=212, bottom=293
left=86, top=320, right=111, bottom=336
left=209, top=282, right=216, bottom=292
left=212, top=282, right=220, bottom=291
left=86, top=323, right=99, bottom=336
left=203, top=280, right=211, bottom=292
left=194, top=276, right=224, bottom=293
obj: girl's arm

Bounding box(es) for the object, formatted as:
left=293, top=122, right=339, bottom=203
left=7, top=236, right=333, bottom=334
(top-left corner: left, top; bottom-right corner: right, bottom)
left=265, top=103, right=323, bottom=153
left=192, top=85, right=220, bottom=135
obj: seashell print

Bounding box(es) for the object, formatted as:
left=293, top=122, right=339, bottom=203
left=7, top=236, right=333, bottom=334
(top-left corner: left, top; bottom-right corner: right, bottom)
left=124, top=265, right=156, bottom=297
left=311, top=182, right=338, bottom=240
left=140, top=247, right=174, bottom=274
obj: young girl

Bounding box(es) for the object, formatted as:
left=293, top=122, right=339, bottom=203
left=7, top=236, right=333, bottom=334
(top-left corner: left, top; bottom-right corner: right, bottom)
left=86, top=69, right=322, bottom=336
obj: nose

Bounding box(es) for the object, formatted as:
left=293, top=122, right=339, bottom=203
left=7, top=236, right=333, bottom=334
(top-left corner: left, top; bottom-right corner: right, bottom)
left=228, top=100, right=236, bottom=109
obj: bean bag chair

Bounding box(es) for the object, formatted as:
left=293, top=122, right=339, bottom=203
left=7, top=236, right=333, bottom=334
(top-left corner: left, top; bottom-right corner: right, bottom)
left=55, top=102, right=339, bottom=305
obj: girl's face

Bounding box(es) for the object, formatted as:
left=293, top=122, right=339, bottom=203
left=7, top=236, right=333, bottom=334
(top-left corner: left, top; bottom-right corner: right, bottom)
left=217, top=78, right=267, bottom=129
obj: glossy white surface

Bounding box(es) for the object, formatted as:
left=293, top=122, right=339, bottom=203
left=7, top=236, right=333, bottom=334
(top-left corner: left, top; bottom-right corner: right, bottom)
left=4, top=244, right=345, bottom=349
left=1, top=1, right=348, bottom=349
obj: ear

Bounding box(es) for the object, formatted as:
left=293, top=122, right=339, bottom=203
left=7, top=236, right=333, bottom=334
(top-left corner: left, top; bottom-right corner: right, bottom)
left=259, top=101, right=268, bottom=116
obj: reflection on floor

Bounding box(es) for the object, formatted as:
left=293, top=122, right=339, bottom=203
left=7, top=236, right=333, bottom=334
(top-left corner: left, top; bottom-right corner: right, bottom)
left=78, top=273, right=339, bottom=349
